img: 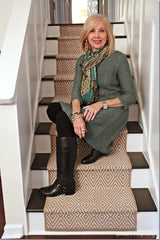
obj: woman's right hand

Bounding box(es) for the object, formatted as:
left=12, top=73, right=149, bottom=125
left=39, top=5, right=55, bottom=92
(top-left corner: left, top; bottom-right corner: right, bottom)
left=73, top=117, right=87, bottom=139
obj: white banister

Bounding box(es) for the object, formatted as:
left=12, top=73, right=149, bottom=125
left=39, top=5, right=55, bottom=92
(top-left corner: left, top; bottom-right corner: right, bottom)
left=0, top=0, right=50, bottom=238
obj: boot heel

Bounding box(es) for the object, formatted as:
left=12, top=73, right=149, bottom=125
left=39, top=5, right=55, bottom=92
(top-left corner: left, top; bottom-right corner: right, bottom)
left=64, top=185, right=75, bottom=195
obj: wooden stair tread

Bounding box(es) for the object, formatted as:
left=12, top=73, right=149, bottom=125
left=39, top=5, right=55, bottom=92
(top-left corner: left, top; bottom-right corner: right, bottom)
left=44, top=54, right=130, bottom=59
left=41, top=75, right=54, bottom=81
left=31, top=152, right=149, bottom=171
left=35, top=122, right=143, bottom=135
left=26, top=188, right=157, bottom=213
left=39, top=97, right=138, bottom=106
left=46, top=35, right=127, bottom=40
left=48, top=22, right=125, bottom=27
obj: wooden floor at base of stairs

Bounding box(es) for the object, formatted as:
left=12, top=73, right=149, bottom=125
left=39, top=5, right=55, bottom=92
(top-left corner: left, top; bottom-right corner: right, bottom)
left=21, top=234, right=157, bottom=239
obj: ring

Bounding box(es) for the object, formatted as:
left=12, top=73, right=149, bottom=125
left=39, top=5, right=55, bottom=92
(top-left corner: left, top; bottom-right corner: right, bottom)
left=81, top=128, right=85, bottom=131
left=84, top=108, right=88, bottom=111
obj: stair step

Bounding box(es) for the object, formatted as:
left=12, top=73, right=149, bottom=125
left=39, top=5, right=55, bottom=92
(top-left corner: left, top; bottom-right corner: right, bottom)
left=43, top=53, right=130, bottom=59
left=46, top=35, right=127, bottom=40
left=27, top=188, right=157, bottom=213
left=31, top=152, right=149, bottom=171
left=39, top=97, right=137, bottom=106
left=27, top=186, right=157, bottom=234
left=35, top=122, right=143, bottom=135
left=42, top=56, right=133, bottom=76
left=35, top=122, right=52, bottom=135
left=34, top=122, right=143, bottom=152
left=38, top=97, right=139, bottom=122
left=42, top=75, right=54, bottom=81
left=126, top=122, right=143, bottom=134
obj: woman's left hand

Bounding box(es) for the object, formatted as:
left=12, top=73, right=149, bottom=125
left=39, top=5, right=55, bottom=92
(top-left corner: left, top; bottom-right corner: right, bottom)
left=83, top=102, right=103, bottom=122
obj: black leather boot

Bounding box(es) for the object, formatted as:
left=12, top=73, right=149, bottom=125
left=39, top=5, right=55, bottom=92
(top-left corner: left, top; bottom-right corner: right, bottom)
left=39, top=137, right=77, bottom=197
left=81, top=148, right=105, bottom=164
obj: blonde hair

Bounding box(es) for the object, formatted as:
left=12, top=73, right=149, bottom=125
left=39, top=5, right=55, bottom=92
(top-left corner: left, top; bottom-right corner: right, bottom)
left=80, top=14, right=115, bottom=55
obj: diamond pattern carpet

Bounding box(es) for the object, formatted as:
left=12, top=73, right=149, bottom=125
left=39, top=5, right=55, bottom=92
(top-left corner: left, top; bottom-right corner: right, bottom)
left=43, top=25, right=137, bottom=231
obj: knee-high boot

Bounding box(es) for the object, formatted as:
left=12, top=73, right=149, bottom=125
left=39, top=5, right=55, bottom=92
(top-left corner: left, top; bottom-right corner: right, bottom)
left=39, top=136, right=77, bottom=197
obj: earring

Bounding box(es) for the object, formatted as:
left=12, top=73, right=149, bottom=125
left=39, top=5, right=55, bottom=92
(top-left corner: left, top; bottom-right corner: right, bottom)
left=85, top=40, right=88, bottom=52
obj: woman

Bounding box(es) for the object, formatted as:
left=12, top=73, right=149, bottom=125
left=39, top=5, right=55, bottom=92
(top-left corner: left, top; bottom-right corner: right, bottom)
left=39, top=14, right=136, bottom=197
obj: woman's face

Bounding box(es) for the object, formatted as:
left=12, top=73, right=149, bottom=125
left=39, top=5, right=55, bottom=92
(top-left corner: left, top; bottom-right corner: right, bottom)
left=87, top=21, right=108, bottom=53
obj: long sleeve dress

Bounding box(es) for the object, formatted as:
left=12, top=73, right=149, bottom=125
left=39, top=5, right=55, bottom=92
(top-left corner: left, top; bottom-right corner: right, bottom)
left=59, top=50, right=136, bottom=154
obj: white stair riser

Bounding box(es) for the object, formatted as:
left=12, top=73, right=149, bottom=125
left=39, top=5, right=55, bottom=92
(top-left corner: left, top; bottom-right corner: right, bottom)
left=27, top=212, right=158, bottom=235
left=115, top=38, right=128, bottom=54
left=31, top=169, right=150, bottom=189
left=45, top=40, right=58, bottom=55
left=35, top=134, right=143, bottom=153
left=42, top=59, right=56, bottom=76
left=32, top=170, right=48, bottom=188
left=38, top=106, right=49, bottom=122
left=44, top=38, right=128, bottom=56
left=47, top=26, right=60, bottom=38
left=113, top=24, right=126, bottom=36
left=42, top=58, right=133, bottom=76
left=126, top=134, right=143, bottom=152
left=47, top=24, right=126, bottom=38
left=38, top=104, right=139, bottom=122
left=40, top=81, right=55, bottom=98
left=35, top=135, right=51, bottom=153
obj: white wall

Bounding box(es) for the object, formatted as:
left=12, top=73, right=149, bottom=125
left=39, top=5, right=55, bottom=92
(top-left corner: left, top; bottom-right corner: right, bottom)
left=122, top=0, right=159, bottom=203
left=138, top=0, right=159, bottom=202
left=0, top=0, right=14, bottom=51
left=0, top=0, right=49, bottom=237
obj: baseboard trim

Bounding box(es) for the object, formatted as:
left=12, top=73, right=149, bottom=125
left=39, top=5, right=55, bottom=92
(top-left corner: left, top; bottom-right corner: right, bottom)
left=2, top=224, right=24, bottom=239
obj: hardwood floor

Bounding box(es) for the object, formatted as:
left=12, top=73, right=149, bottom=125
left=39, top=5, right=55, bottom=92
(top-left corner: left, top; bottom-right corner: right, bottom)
left=22, top=235, right=156, bottom=239
left=0, top=177, right=5, bottom=238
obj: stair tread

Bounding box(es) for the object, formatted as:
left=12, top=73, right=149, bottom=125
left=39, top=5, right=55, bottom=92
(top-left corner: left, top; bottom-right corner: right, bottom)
left=48, top=22, right=125, bottom=27
left=31, top=153, right=50, bottom=170
left=39, top=97, right=53, bottom=105
left=31, top=152, right=149, bottom=171
left=26, top=188, right=157, bottom=213
left=41, top=74, right=135, bottom=80
left=39, top=97, right=138, bottom=106
left=128, top=152, right=149, bottom=169
left=41, top=75, right=54, bottom=81
left=126, top=122, right=143, bottom=133
left=44, top=53, right=130, bottom=59
left=44, top=188, right=137, bottom=214
left=35, top=122, right=52, bottom=134
left=35, top=122, right=143, bottom=135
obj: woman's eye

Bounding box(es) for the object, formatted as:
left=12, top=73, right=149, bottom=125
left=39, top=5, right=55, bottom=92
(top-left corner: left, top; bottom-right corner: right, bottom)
left=90, top=29, right=95, bottom=32
left=100, top=29, right=105, bottom=32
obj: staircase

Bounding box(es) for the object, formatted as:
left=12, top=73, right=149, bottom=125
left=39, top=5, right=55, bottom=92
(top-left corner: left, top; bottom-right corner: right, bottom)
left=26, top=23, right=157, bottom=237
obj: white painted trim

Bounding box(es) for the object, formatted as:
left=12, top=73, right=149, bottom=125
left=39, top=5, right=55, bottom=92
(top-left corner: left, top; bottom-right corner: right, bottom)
left=2, top=224, right=24, bottom=239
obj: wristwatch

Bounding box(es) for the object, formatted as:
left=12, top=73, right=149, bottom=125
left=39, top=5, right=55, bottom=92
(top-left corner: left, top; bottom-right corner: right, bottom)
left=103, top=101, right=108, bottom=109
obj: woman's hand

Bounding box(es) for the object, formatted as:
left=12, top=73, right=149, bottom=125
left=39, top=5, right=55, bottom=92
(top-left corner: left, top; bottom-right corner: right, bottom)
left=73, top=117, right=87, bottom=139
left=83, top=102, right=103, bottom=122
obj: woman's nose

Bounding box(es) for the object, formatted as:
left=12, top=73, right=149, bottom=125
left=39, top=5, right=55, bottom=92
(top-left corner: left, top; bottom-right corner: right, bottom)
left=94, top=30, right=99, bottom=37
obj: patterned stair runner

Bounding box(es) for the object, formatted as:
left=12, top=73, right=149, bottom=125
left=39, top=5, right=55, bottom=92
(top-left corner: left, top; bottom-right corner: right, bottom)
left=43, top=25, right=137, bottom=231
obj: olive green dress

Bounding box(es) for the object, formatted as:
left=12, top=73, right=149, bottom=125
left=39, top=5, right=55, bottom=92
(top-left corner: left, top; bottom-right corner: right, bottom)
left=59, top=51, right=136, bottom=154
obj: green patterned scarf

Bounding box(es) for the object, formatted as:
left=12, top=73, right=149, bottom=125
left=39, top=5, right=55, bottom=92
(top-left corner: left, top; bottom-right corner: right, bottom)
left=80, top=44, right=109, bottom=105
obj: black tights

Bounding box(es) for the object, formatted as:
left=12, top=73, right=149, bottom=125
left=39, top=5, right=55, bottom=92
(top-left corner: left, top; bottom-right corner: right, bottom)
left=47, top=102, right=75, bottom=137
